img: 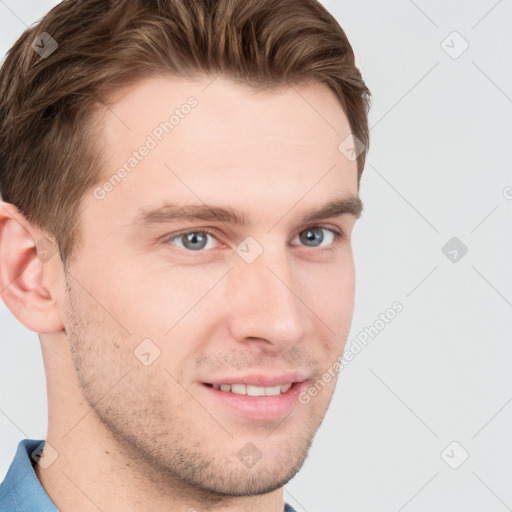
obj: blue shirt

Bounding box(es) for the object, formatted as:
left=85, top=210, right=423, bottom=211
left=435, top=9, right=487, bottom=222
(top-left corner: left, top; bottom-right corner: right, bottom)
left=1, top=439, right=298, bottom=512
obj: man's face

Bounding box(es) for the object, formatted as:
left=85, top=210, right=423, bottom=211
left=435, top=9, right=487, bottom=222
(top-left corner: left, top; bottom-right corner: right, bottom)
left=62, top=75, right=359, bottom=495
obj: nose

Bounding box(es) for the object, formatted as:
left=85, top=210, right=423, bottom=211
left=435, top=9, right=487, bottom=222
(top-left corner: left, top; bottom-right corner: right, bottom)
left=226, top=245, right=310, bottom=351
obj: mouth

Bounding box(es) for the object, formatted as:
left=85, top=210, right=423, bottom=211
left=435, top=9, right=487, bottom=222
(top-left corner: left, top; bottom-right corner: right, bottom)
left=203, top=382, right=293, bottom=396
left=199, top=378, right=308, bottom=421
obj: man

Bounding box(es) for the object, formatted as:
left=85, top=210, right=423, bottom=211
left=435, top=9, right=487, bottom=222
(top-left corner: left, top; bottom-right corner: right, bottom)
left=0, top=0, right=370, bottom=510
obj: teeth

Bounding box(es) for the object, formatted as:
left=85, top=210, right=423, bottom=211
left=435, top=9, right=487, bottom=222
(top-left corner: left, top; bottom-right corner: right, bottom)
left=247, top=385, right=267, bottom=396
left=281, top=383, right=292, bottom=393
left=231, top=383, right=246, bottom=395
left=264, top=385, right=282, bottom=396
left=211, top=383, right=293, bottom=395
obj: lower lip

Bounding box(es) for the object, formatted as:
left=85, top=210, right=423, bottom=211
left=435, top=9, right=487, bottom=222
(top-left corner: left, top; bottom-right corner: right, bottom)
left=199, top=381, right=307, bottom=421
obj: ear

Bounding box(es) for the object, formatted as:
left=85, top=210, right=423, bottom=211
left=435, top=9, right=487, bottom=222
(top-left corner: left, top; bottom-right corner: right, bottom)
left=0, top=200, right=65, bottom=334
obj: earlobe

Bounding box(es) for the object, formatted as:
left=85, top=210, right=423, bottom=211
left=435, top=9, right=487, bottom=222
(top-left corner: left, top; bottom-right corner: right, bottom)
left=0, top=201, right=64, bottom=334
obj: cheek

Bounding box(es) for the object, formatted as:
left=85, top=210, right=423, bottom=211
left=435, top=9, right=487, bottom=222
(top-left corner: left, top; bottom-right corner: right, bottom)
left=297, top=252, right=355, bottom=327
left=64, top=285, right=133, bottom=404
left=81, top=251, right=209, bottom=339
left=129, top=265, right=228, bottom=340
left=100, top=264, right=228, bottom=375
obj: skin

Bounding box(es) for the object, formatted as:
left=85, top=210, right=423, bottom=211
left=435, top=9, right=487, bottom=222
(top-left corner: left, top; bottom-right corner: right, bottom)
left=0, top=75, right=360, bottom=512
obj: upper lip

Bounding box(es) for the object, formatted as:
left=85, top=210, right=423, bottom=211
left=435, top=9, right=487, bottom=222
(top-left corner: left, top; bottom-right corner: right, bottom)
left=203, top=372, right=308, bottom=388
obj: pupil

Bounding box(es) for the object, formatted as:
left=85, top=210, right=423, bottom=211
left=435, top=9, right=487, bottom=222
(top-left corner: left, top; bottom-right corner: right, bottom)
left=301, top=228, right=323, bottom=246
left=185, top=232, right=206, bottom=250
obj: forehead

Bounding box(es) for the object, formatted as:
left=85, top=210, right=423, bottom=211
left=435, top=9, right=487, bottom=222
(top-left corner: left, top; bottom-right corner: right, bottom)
left=90, top=75, right=358, bottom=224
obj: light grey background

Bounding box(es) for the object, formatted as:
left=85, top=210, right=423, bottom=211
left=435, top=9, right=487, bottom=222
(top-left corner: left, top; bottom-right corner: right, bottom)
left=1, top=1, right=511, bottom=511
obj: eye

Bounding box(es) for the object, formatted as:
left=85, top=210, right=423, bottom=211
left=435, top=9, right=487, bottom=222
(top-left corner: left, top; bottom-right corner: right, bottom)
left=163, top=226, right=344, bottom=252
left=291, top=226, right=343, bottom=248
left=165, top=228, right=220, bottom=251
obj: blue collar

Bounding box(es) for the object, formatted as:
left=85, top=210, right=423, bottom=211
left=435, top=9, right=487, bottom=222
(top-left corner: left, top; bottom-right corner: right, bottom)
left=0, top=439, right=59, bottom=512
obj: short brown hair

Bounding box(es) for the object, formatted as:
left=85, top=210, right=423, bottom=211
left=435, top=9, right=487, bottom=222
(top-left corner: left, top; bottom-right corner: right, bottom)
left=0, top=0, right=371, bottom=266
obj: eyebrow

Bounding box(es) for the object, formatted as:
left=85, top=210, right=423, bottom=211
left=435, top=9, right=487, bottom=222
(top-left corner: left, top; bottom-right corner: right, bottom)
left=132, top=195, right=363, bottom=227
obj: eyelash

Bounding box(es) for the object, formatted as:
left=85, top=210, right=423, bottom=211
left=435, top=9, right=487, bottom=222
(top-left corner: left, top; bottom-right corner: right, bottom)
left=163, top=225, right=345, bottom=252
